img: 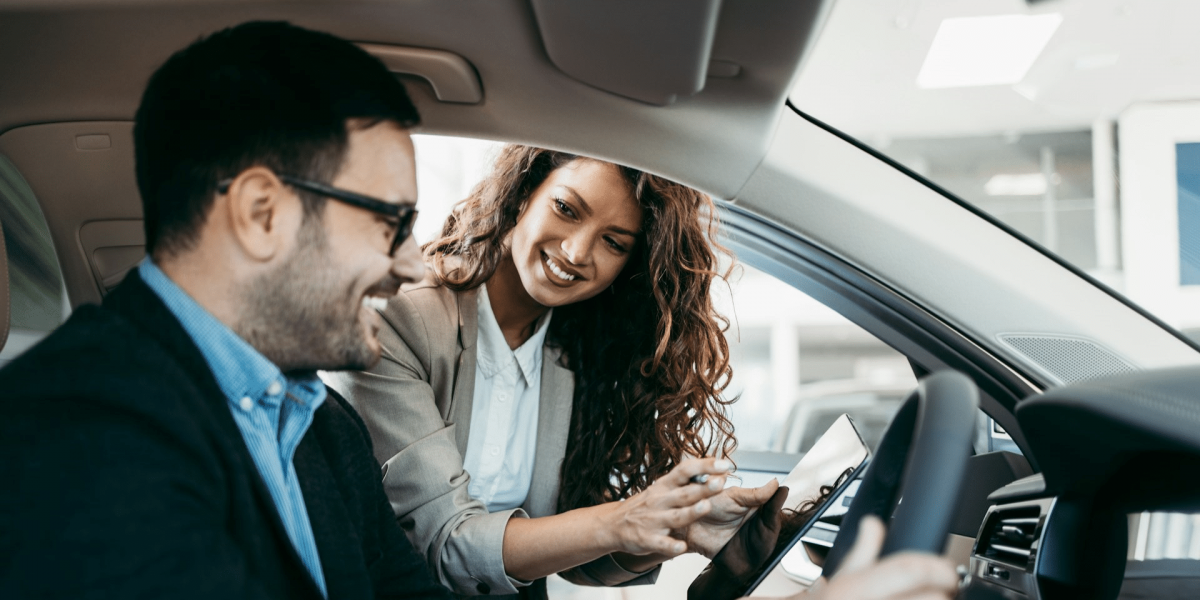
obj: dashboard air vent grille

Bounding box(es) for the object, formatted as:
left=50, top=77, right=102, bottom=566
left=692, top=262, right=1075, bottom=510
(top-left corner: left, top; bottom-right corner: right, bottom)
left=977, top=506, right=1041, bottom=568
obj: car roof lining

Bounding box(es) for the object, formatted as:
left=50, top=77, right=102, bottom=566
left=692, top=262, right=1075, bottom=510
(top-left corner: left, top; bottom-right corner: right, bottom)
left=0, top=0, right=831, bottom=199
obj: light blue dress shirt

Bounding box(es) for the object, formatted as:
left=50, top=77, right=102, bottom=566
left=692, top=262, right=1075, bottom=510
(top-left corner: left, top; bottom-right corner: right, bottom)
left=138, top=259, right=328, bottom=597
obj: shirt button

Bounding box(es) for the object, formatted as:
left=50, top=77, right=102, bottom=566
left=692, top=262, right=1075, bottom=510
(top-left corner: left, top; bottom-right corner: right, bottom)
left=267, top=380, right=283, bottom=396
left=239, top=397, right=254, bottom=411
left=497, top=394, right=507, bottom=403
left=490, top=448, right=499, bottom=456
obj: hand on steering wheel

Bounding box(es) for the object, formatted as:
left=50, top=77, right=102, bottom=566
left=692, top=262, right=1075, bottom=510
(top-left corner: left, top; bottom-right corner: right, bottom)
left=821, top=371, right=979, bottom=577
left=803, top=515, right=959, bottom=600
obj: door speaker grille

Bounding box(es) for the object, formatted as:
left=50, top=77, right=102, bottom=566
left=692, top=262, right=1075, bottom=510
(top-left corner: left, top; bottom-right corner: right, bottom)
left=998, top=334, right=1136, bottom=384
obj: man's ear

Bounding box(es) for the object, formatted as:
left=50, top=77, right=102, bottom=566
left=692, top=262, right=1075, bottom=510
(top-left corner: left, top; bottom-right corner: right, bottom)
left=222, top=167, right=303, bottom=262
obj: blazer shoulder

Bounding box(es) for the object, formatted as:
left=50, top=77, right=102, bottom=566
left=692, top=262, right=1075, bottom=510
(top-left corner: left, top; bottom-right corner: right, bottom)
left=384, top=272, right=466, bottom=352
left=0, top=305, right=171, bottom=393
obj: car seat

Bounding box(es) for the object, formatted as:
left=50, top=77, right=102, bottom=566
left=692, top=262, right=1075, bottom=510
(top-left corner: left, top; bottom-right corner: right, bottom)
left=0, top=214, right=9, bottom=353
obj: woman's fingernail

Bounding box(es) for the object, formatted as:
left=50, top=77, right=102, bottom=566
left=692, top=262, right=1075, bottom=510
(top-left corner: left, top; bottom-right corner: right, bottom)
left=695, top=500, right=709, bottom=514
left=713, top=459, right=732, bottom=471
left=708, top=478, right=722, bottom=491
left=674, top=542, right=686, bottom=554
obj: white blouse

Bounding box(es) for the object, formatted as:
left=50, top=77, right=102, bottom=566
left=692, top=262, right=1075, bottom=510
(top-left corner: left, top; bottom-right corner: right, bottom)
left=461, top=284, right=553, bottom=512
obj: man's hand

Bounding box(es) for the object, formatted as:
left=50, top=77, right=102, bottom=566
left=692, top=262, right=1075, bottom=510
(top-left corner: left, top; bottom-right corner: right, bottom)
left=685, top=479, right=780, bottom=558
left=796, top=516, right=959, bottom=600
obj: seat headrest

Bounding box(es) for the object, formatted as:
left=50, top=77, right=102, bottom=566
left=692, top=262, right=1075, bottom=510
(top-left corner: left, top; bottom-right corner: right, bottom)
left=0, top=216, right=9, bottom=351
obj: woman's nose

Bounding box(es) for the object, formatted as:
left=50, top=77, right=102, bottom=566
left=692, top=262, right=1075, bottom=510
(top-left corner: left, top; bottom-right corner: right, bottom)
left=560, top=232, right=592, bottom=266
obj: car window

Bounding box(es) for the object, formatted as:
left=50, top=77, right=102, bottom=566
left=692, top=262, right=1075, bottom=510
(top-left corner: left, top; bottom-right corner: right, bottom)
left=0, top=153, right=66, bottom=363
left=715, top=261, right=917, bottom=456
left=409, top=134, right=504, bottom=246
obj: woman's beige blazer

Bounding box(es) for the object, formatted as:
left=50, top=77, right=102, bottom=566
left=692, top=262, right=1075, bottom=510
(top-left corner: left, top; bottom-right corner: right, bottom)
left=324, top=279, right=658, bottom=598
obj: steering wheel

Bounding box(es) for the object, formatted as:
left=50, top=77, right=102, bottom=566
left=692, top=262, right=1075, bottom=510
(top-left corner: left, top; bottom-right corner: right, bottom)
left=821, top=370, right=979, bottom=576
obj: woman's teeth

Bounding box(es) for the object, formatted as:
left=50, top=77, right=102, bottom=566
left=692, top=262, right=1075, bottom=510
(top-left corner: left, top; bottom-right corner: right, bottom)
left=545, top=256, right=576, bottom=281
left=362, top=296, right=389, bottom=311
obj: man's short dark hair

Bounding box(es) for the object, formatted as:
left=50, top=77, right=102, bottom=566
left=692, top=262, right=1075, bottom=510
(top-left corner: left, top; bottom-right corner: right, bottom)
left=134, top=21, right=420, bottom=257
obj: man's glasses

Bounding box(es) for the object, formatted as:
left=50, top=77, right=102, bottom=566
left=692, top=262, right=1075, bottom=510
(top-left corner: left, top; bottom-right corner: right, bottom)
left=218, top=174, right=418, bottom=257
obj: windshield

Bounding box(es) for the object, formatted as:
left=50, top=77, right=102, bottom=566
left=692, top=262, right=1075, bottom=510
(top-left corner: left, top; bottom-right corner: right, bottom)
left=791, top=0, right=1200, bottom=341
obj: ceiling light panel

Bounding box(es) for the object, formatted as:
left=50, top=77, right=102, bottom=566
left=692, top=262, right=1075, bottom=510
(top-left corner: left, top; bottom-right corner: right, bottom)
left=918, top=13, right=1063, bottom=89
left=985, top=173, right=1049, bottom=196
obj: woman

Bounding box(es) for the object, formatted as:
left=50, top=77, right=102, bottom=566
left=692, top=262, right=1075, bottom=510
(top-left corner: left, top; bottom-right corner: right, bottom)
left=326, top=145, right=776, bottom=598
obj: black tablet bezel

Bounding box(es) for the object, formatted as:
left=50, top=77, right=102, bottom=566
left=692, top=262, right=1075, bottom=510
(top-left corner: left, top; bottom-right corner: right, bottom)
left=741, top=457, right=870, bottom=595
left=703, top=414, right=872, bottom=597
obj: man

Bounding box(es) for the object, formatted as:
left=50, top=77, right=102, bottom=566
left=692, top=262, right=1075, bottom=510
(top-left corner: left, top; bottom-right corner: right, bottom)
left=0, top=20, right=957, bottom=600
left=0, top=21, right=448, bottom=599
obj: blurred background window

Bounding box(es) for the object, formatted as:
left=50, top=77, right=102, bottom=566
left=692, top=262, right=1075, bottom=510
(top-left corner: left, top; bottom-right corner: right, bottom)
left=714, top=262, right=916, bottom=455
left=790, top=0, right=1200, bottom=339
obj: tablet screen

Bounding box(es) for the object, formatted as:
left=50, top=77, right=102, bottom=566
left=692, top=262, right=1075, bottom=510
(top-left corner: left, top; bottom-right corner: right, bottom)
left=691, top=414, right=870, bottom=598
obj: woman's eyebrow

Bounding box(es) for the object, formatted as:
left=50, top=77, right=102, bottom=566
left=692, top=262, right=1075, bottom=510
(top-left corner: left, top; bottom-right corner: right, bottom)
left=559, top=185, right=594, bottom=216
left=559, top=185, right=641, bottom=236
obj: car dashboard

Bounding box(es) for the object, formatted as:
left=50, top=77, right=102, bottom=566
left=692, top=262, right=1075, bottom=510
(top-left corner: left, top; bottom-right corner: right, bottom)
left=962, top=366, right=1200, bottom=600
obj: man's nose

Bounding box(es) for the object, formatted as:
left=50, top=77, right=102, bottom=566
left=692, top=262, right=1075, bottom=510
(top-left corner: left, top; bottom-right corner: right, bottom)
left=391, top=235, right=425, bottom=286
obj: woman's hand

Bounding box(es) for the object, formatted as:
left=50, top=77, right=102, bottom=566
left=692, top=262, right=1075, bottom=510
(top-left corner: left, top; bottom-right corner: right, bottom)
left=788, top=516, right=959, bottom=600
left=603, top=457, right=735, bottom=557
left=685, top=479, right=781, bottom=558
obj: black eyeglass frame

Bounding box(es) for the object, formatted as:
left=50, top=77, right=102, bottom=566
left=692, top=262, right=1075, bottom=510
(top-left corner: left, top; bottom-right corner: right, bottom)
left=217, top=174, right=418, bottom=256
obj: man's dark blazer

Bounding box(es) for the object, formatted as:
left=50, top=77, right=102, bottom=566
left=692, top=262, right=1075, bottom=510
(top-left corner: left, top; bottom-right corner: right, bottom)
left=0, top=272, right=452, bottom=600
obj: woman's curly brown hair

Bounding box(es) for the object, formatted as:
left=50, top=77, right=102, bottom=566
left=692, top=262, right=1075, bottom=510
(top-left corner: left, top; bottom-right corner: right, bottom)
left=425, top=144, right=738, bottom=511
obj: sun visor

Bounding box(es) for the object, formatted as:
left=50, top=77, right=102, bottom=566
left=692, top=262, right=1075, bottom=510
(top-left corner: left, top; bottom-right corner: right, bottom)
left=529, top=0, right=723, bottom=105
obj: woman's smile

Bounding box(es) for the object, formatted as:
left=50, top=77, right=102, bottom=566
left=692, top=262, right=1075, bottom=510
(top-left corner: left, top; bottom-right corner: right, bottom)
left=542, top=251, right=581, bottom=284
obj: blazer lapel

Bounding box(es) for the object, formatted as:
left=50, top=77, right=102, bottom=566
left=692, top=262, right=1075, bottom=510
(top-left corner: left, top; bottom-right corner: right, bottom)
left=525, top=345, right=574, bottom=518
left=295, top=429, right=364, bottom=599
left=449, top=286, right=480, bottom=456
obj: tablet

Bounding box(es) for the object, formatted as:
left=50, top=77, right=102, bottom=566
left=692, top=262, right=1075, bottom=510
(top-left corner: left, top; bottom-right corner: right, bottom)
left=693, top=413, right=870, bottom=598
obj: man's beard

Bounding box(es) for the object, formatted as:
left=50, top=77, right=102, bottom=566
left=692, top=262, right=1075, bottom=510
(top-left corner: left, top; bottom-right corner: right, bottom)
left=235, top=219, right=380, bottom=374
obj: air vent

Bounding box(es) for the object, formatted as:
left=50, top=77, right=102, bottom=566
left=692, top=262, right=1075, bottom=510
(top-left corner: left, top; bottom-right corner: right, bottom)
left=976, top=506, right=1041, bottom=569
left=998, top=333, right=1137, bottom=384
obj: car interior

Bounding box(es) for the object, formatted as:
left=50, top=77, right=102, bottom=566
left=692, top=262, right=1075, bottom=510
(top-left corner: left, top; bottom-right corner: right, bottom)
left=4, top=1, right=1200, bottom=599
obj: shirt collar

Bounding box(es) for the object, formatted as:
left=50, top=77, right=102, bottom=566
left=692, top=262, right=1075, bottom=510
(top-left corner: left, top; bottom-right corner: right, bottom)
left=476, top=283, right=552, bottom=383
left=138, top=258, right=326, bottom=410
